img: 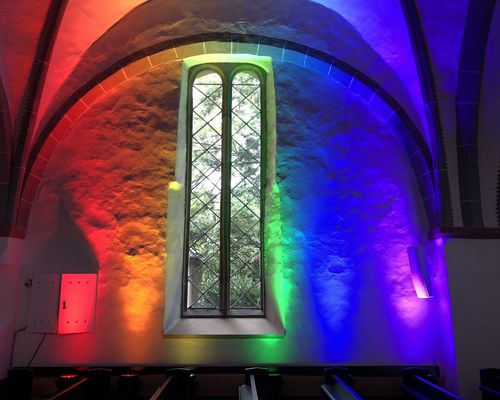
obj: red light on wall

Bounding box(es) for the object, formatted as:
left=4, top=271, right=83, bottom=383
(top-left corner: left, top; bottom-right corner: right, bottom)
left=58, top=274, right=97, bottom=334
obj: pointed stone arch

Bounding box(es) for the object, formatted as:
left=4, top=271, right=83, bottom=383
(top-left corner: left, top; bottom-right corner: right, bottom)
left=20, top=34, right=437, bottom=234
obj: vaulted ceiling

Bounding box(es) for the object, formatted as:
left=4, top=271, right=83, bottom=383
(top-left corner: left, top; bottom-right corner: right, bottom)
left=1, top=0, right=498, bottom=236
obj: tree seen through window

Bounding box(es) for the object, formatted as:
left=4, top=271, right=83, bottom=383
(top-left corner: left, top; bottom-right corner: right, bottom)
left=184, top=64, right=264, bottom=316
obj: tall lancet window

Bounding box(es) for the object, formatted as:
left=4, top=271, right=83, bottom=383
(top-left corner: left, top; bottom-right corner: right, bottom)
left=183, top=64, right=266, bottom=317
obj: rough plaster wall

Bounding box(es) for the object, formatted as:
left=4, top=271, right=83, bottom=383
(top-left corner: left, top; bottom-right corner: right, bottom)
left=311, top=0, right=429, bottom=141
left=274, top=62, right=438, bottom=363
left=445, top=239, right=500, bottom=400
left=16, top=61, right=441, bottom=366
left=17, top=61, right=180, bottom=364
left=0, top=238, right=24, bottom=378
left=479, top=4, right=500, bottom=227
left=36, top=0, right=424, bottom=147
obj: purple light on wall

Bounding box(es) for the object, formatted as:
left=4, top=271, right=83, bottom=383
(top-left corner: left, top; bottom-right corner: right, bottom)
left=408, top=246, right=432, bottom=298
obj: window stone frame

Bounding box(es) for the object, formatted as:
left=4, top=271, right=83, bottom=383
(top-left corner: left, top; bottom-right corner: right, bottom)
left=163, top=54, right=284, bottom=337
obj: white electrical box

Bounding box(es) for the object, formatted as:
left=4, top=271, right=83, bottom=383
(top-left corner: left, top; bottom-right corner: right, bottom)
left=57, top=273, right=98, bottom=334
left=27, top=273, right=61, bottom=333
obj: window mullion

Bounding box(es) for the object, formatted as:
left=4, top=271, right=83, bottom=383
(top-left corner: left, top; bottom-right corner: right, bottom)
left=220, top=72, right=232, bottom=316
left=259, top=80, right=266, bottom=314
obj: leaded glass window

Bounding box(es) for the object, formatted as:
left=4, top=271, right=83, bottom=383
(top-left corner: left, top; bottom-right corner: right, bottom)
left=183, top=64, right=265, bottom=317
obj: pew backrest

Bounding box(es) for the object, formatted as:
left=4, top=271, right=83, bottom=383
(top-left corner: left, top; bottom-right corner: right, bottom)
left=479, top=384, right=500, bottom=400
left=0, top=377, right=7, bottom=399
left=149, top=376, right=173, bottom=400
left=402, top=375, right=462, bottom=400
left=321, top=375, right=363, bottom=400
left=239, top=373, right=262, bottom=400
left=239, top=382, right=254, bottom=400
left=46, top=377, right=88, bottom=400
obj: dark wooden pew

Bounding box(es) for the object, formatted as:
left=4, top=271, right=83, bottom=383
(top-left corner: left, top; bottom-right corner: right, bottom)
left=25, top=364, right=442, bottom=399
left=150, top=376, right=173, bottom=400
left=480, top=369, right=500, bottom=400
left=5, top=367, right=33, bottom=400
left=45, top=371, right=140, bottom=400
left=239, top=367, right=282, bottom=400
left=149, top=368, right=197, bottom=400
left=118, top=373, right=141, bottom=400
left=84, top=368, right=112, bottom=400
left=45, top=369, right=109, bottom=400
left=402, top=374, right=462, bottom=400
left=321, top=367, right=363, bottom=400
left=0, top=377, right=9, bottom=399
left=480, top=386, right=500, bottom=400
left=46, top=377, right=88, bottom=400
left=55, top=374, right=81, bottom=392
left=239, top=367, right=266, bottom=400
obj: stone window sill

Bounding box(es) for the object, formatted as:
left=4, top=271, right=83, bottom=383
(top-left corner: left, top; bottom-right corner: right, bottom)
left=164, top=317, right=285, bottom=338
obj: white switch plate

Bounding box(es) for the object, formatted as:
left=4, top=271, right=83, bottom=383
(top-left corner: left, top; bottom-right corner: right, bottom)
left=27, top=273, right=61, bottom=333
left=58, top=273, right=97, bottom=334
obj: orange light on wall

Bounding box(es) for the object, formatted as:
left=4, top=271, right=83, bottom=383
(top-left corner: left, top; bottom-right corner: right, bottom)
left=57, top=274, right=98, bottom=334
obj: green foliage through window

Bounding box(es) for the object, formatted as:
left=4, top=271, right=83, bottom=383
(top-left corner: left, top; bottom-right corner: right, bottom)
left=184, top=65, right=265, bottom=316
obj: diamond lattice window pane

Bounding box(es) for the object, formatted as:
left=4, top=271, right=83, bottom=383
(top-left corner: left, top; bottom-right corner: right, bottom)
left=187, top=71, right=223, bottom=310
left=229, top=71, right=262, bottom=309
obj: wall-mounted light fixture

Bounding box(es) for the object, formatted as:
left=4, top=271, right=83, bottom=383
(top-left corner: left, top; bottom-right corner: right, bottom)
left=407, top=247, right=432, bottom=298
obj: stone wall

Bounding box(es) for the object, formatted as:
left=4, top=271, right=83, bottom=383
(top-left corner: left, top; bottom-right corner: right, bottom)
left=12, top=59, right=445, bottom=367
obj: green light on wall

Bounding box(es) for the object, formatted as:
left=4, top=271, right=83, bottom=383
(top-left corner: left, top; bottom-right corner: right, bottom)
left=266, top=183, right=291, bottom=325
